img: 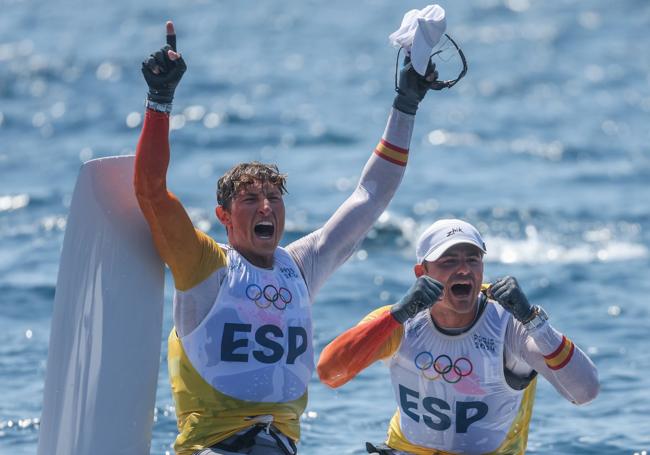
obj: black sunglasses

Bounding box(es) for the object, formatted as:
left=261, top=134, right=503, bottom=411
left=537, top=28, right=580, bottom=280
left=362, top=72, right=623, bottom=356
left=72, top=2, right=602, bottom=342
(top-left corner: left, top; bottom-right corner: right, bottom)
left=394, top=33, right=468, bottom=92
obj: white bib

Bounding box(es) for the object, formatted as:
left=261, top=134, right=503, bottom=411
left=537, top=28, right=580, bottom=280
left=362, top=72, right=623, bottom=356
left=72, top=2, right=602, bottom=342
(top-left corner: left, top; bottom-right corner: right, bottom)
left=181, top=245, right=313, bottom=402
left=388, top=302, right=523, bottom=454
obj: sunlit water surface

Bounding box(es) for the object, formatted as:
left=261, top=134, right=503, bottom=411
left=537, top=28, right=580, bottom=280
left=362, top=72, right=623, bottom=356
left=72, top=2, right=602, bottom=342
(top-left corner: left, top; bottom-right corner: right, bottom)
left=1, top=0, right=649, bottom=453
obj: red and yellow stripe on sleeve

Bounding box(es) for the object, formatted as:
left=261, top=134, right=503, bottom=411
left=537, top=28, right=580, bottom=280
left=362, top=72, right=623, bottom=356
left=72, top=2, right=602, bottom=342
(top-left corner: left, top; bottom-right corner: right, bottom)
left=544, top=335, right=575, bottom=370
left=374, top=139, right=409, bottom=166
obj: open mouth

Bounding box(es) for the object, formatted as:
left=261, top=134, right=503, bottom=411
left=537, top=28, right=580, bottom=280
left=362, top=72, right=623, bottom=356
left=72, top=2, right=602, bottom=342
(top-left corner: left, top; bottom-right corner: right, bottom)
left=254, top=221, right=274, bottom=238
left=450, top=283, right=472, bottom=298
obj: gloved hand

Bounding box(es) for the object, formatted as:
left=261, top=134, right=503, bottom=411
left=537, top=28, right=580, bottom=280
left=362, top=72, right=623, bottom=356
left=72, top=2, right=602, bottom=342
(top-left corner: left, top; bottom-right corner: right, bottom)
left=393, top=56, right=439, bottom=115
left=488, top=276, right=535, bottom=323
left=390, top=275, right=444, bottom=324
left=141, top=21, right=187, bottom=104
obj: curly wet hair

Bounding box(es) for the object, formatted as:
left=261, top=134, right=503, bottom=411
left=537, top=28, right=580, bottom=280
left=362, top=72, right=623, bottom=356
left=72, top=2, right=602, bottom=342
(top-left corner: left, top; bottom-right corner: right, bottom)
left=217, top=161, right=288, bottom=209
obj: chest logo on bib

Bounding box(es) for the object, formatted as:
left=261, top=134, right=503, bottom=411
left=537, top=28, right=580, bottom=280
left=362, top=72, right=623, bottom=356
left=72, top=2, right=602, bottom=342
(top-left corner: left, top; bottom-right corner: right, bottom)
left=280, top=267, right=300, bottom=279
left=415, top=352, right=473, bottom=384
left=472, top=333, right=496, bottom=353
left=246, top=283, right=293, bottom=310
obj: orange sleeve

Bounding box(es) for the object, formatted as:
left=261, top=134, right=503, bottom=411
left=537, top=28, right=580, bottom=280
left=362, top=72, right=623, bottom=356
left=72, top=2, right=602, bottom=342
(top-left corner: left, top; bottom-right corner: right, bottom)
left=134, top=109, right=216, bottom=289
left=317, top=306, right=404, bottom=388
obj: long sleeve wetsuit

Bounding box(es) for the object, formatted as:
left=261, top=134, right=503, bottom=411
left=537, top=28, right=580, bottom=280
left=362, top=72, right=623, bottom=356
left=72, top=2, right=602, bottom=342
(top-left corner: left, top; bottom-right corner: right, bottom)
left=134, top=107, right=417, bottom=454
left=135, top=108, right=414, bottom=336
left=317, top=304, right=599, bottom=404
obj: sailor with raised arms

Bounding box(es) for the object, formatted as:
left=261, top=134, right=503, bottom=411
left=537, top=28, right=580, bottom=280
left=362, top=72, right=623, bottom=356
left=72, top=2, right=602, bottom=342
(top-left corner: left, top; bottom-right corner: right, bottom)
left=135, top=15, right=448, bottom=454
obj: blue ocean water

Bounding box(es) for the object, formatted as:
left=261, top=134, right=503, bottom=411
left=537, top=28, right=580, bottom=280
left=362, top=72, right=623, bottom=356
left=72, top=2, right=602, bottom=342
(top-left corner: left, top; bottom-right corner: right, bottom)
left=1, top=0, right=649, bottom=453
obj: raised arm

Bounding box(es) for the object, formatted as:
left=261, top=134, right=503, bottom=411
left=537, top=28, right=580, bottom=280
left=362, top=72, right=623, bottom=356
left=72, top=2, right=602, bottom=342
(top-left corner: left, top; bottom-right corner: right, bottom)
left=288, top=59, right=442, bottom=295
left=491, top=276, right=599, bottom=404
left=318, top=276, right=443, bottom=387
left=318, top=307, right=403, bottom=388
left=134, top=21, right=206, bottom=288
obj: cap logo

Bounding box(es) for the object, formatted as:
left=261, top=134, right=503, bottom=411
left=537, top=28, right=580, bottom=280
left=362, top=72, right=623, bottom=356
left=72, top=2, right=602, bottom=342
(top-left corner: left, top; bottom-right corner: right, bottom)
left=446, top=227, right=463, bottom=237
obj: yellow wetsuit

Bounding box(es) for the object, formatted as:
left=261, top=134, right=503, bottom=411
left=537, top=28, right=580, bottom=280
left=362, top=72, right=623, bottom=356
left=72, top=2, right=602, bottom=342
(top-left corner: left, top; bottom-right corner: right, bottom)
left=134, top=108, right=413, bottom=454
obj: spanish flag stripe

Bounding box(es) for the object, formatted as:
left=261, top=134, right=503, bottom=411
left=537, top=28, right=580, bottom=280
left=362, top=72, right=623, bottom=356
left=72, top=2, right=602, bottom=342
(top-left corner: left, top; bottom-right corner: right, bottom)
left=551, top=343, right=575, bottom=370
left=545, top=335, right=568, bottom=359
left=380, top=139, right=408, bottom=154
left=375, top=141, right=409, bottom=166
left=376, top=141, right=409, bottom=159
left=545, top=337, right=575, bottom=370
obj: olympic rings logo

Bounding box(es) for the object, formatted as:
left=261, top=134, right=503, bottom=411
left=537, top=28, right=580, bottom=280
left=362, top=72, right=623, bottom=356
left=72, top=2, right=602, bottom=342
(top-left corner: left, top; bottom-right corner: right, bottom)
left=246, top=284, right=293, bottom=310
left=414, top=352, right=473, bottom=384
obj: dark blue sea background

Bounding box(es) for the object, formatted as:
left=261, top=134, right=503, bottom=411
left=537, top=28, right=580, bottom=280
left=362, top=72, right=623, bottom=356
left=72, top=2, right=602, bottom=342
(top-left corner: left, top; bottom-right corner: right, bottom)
left=1, top=0, right=649, bottom=453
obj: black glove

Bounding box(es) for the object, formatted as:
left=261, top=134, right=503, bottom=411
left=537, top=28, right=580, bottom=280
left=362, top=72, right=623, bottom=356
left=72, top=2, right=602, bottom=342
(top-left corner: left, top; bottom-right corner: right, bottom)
left=390, top=275, right=444, bottom=324
left=141, top=31, right=186, bottom=104
left=488, top=276, right=535, bottom=323
left=393, top=56, right=439, bottom=115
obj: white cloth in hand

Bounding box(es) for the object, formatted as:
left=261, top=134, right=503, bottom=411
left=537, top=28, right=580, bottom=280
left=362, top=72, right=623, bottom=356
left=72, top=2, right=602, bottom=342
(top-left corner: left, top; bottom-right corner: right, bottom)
left=388, top=4, right=447, bottom=76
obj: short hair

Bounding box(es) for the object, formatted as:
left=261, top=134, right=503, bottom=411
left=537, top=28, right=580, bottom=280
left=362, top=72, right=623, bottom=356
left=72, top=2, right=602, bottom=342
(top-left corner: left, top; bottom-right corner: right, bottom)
left=217, top=161, right=288, bottom=209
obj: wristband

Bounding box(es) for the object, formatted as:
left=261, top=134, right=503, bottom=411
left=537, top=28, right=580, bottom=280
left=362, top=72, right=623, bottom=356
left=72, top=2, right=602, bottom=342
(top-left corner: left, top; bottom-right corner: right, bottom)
left=523, top=305, right=548, bottom=331
left=145, top=99, right=173, bottom=114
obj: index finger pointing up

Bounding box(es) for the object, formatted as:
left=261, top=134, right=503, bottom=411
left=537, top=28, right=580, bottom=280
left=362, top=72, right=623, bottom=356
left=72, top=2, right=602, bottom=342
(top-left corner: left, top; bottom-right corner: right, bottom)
left=166, top=21, right=177, bottom=51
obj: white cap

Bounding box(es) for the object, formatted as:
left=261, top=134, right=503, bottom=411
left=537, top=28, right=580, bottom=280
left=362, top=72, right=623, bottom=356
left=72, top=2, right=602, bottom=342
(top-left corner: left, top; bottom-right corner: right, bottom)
left=416, top=219, right=487, bottom=263
left=388, top=5, right=447, bottom=76
left=410, top=6, right=447, bottom=76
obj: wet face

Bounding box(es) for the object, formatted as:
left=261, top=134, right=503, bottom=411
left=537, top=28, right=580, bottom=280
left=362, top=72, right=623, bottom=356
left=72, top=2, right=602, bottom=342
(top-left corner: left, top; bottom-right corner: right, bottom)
left=216, top=180, right=285, bottom=268
left=416, top=243, right=484, bottom=327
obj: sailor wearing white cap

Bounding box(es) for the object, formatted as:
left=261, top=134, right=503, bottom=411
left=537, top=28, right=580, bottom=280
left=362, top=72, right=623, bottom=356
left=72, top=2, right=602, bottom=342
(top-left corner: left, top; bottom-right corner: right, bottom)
left=318, top=219, right=600, bottom=455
